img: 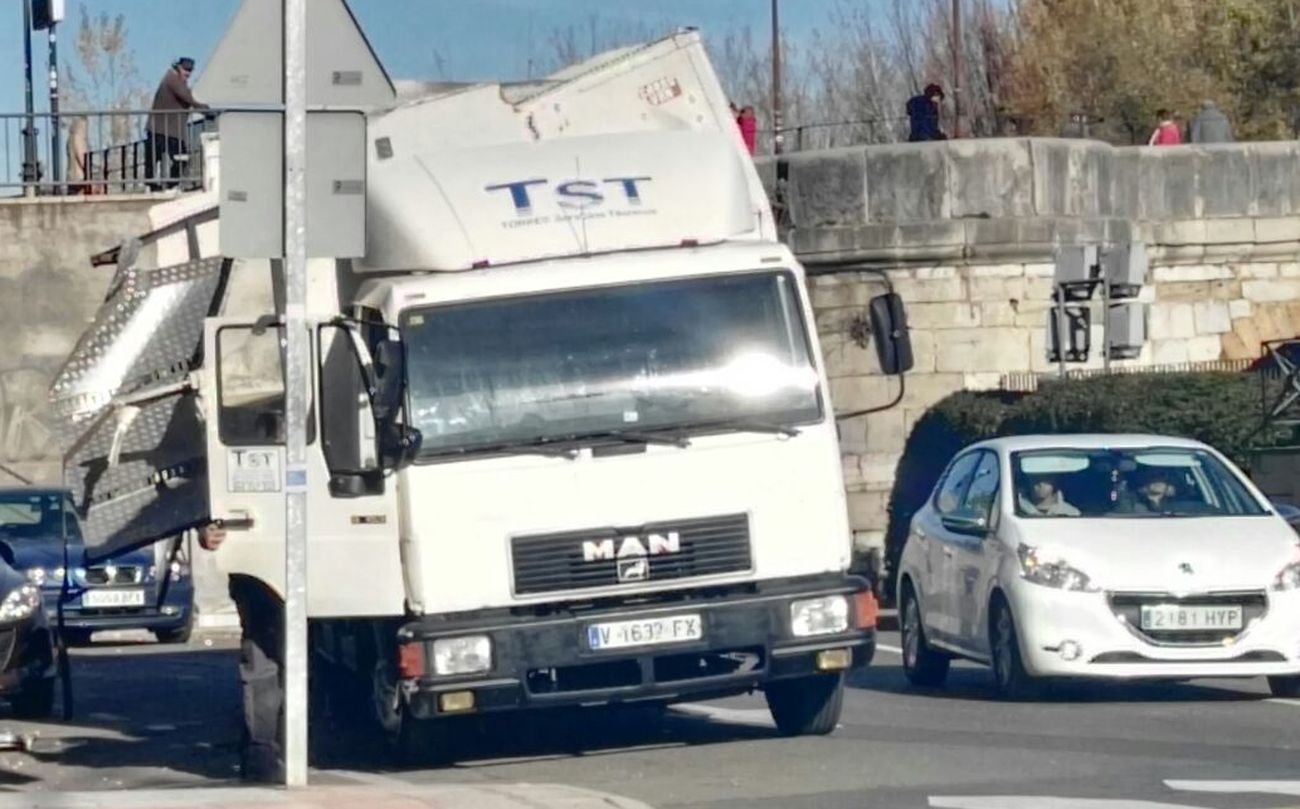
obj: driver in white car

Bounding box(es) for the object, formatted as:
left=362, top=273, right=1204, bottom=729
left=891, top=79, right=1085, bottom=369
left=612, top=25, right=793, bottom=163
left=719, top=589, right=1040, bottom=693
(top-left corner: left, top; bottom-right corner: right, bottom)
left=1018, top=474, right=1081, bottom=517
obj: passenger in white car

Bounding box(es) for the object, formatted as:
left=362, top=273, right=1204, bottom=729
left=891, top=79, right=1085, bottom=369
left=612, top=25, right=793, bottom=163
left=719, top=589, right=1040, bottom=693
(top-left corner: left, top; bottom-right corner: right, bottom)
left=1018, top=475, right=1081, bottom=517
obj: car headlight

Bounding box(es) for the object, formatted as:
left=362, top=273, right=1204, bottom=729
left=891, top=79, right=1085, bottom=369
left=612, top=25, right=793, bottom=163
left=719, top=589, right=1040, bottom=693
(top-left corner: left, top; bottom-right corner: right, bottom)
left=1272, top=559, right=1300, bottom=591
left=790, top=595, right=850, bottom=637
left=0, top=585, right=42, bottom=622
left=25, top=567, right=46, bottom=586
left=1018, top=544, right=1099, bottom=592
left=432, top=635, right=491, bottom=676
left=169, top=560, right=190, bottom=581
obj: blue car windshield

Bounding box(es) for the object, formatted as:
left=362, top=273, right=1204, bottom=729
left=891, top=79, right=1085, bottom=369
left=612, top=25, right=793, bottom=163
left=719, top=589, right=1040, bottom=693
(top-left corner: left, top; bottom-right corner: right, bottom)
left=1012, top=447, right=1268, bottom=519
left=0, top=493, right=81, bottom=541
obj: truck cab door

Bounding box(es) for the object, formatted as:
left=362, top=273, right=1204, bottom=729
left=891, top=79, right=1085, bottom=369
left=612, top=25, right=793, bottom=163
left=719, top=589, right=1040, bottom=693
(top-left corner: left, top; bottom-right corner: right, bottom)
left=204, top=316, right=407, bottom=617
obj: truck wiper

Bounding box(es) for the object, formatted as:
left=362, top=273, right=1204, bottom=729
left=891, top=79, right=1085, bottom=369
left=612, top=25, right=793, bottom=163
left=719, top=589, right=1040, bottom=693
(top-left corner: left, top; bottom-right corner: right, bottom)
left=688, top=418, right=802, bottom=438
left=440, top=438, right=579, bottom=460
left=564, top=428, right=692, bottom=449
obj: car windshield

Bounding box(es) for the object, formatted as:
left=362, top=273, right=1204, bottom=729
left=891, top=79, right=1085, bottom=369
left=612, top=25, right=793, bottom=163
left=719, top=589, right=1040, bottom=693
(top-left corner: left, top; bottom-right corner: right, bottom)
left=1012, top=447, right=1268, bottom=518
left=0, top=492, right=80, bottom=541
left=400, top=271, right=822, bottom=457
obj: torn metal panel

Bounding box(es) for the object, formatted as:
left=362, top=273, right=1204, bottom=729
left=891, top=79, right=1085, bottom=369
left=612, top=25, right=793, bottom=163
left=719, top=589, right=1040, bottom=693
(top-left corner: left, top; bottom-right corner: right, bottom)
left=50, top=254, right=228, bottom=558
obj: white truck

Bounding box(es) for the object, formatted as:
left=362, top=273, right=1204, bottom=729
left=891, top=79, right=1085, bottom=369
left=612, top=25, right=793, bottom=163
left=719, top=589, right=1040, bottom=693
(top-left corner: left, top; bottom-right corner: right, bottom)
left=52, top=28, right=911, bottom=759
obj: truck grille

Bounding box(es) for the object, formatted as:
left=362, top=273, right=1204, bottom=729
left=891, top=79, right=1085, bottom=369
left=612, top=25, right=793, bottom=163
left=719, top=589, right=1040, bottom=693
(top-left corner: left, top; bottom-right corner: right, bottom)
left=511, top=513, right=752, bottom=595
left=1108, top=590, right=1267, bottom=646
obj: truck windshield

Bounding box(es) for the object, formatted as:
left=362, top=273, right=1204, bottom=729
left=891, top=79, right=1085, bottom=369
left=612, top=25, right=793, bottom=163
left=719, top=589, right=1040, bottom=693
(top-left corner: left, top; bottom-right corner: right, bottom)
left=400, top=271, right=822, bottom=457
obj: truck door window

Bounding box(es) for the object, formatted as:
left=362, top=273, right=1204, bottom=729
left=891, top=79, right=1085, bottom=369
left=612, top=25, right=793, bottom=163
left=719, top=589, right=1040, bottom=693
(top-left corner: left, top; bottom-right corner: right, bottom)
left=218, top=325, right=288, bottom=446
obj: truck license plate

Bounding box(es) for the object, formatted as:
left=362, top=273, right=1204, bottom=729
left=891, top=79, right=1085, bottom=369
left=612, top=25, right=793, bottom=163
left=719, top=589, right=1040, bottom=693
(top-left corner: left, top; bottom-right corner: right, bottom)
left=83, top=589, right=146, bottom=609
left=1140, top=604, right=1242, bottom=631
left=587, top=614, right=703, bottom=651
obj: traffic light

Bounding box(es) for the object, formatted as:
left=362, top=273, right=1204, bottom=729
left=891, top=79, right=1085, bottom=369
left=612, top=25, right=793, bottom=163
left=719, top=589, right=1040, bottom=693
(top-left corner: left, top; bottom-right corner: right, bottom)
left=32, top=0, right=65, bottom=31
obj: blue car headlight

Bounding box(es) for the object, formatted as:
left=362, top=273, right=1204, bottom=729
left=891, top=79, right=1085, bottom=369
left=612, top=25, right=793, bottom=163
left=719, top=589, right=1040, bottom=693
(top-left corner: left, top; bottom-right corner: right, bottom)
left=0, top=585, right=42, bottom=623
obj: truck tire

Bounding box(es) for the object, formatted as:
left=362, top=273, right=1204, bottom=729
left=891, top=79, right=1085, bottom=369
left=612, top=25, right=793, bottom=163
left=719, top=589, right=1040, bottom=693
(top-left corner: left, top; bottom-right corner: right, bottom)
left=764, top=673, right=844, bottom=737
left=1268, top=675, right=1300, bottom=697
left=900, top=583, right=949, bottom=688
left=10, top=677, right=56, bottom=719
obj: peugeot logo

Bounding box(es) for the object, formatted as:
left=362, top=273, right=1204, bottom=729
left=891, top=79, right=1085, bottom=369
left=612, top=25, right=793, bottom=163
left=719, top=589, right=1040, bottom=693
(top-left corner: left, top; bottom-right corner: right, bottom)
left=1178, top=562, right=1194, bottom=575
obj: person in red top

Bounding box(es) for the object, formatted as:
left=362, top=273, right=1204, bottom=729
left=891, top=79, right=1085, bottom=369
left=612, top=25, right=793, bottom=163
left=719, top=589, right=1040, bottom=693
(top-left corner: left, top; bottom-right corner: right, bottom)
left=737, top=105, right=758, bottom=155
left=1148, top=109, right=1183, bottom=146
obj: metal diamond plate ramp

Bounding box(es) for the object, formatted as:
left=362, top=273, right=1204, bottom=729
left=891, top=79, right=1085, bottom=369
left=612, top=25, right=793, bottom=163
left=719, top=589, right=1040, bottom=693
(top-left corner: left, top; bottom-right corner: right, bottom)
left=51, top=253, right=228, bottom=558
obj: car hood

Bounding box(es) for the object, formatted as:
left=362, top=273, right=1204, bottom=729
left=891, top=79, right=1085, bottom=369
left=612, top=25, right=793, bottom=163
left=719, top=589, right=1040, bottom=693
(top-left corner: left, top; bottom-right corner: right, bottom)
left=1005, top=515, right=1299, bottom=593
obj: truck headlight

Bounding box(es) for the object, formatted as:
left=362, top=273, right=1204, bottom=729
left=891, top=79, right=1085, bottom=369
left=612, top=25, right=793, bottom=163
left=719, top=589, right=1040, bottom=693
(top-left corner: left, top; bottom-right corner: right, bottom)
left=790, top=595, right=850, bottom=637
left=432, top=635, right=491, bottom=676
left=0, top=585, right=42, bottom=623
left=1272, top=560, right=1300, bottom=591
left=1018, top=544, right=1099, bottom=592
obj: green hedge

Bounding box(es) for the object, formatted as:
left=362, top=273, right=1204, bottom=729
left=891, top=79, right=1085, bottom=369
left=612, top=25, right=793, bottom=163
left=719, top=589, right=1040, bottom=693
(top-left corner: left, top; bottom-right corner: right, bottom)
left=882, top=372, right=1289, bottom=600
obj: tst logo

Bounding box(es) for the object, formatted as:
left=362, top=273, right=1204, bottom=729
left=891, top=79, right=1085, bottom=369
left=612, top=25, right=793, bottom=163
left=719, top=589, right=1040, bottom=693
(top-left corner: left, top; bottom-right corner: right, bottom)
left=485, top=176, right=652, bottom=216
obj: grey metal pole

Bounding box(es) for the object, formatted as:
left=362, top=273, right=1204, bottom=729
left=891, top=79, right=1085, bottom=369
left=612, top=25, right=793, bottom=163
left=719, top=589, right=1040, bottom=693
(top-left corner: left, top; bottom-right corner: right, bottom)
left=951, top=0, right=963, bottom=138
left=770, top=0, right=783, bottom=155
left=1055, top=286, right=1067, bottom=379
left=282, top=0, right=310, bottom=789
left=22, top=0, right=39, bottom=188
left=48, top=19, right=60, bottom=192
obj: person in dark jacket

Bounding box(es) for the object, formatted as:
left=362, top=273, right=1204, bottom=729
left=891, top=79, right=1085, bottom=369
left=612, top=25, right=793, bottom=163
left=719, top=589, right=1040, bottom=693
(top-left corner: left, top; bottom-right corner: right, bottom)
left=906, top=83, right=947, bottom=142
left=1189, top=100, right=1233, bottom=144
left=145, top=57, right=209, bottom=190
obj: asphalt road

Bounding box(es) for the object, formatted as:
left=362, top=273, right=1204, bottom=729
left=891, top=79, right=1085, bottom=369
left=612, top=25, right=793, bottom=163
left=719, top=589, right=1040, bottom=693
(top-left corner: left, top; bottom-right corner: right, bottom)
left=0, top=629, right=1298, bottom=808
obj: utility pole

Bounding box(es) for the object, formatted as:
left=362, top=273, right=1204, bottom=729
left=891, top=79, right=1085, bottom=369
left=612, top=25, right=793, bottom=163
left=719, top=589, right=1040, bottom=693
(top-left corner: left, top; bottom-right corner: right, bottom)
left=22, top=0, right=40, bottom=190
left=951, top=0, right=963, bottom=139
left=770, top=0, right=783, bottom=155
left=47, top=15, right=60, bottom=192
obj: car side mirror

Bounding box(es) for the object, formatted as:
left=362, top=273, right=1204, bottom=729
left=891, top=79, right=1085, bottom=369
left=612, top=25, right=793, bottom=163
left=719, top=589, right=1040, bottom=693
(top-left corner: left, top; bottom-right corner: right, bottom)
left=869, top=292, right=913, bottom=375
left=941, top=507, right=990, bottom=537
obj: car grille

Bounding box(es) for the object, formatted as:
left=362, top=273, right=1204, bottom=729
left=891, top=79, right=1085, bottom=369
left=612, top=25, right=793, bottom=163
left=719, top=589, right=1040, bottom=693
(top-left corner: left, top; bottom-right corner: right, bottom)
left=1108, top=590, right=1268, bottom=646
left=85, top=565, right=144, bottom=586
left=512, top=513, right=752, bottom=596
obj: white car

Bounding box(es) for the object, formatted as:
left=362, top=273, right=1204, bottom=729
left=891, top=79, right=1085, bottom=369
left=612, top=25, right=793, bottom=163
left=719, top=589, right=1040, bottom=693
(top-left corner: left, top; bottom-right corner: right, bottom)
left=897, top=434, right=1300, bottom=698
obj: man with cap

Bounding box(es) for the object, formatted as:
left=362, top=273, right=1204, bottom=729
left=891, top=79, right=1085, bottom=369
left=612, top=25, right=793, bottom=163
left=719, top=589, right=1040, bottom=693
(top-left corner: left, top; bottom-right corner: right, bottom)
left=906, top=83, right=948, bottom=142
left=145, top=57, right=209, bottom=190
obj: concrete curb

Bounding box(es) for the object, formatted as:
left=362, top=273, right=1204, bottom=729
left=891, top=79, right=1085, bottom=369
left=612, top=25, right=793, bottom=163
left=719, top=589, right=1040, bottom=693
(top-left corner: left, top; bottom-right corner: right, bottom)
left=0, top=782, right=656, bottom=809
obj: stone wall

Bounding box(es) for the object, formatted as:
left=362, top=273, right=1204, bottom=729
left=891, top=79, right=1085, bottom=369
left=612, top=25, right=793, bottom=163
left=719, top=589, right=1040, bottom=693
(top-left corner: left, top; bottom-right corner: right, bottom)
left=0, top=196, right=156, bottom=485
left=761, top=138, right=1300, bottom=550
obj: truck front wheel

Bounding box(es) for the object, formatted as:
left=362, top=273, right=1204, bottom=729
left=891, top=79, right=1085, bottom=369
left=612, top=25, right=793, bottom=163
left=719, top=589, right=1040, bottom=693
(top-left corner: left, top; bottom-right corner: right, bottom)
left=764, top=673, right=844, bottom=737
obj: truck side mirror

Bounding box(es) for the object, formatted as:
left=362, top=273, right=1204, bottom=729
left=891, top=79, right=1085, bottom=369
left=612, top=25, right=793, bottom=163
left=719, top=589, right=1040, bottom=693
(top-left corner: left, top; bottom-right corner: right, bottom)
left=868, top=292, right=914, bottom=375
left=372, top=338, right=405, bottom=422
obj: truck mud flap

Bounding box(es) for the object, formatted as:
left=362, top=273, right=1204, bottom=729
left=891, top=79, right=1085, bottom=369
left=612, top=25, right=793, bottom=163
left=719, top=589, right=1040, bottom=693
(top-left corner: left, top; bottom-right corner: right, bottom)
left=49, top=250, right=229, bottom=560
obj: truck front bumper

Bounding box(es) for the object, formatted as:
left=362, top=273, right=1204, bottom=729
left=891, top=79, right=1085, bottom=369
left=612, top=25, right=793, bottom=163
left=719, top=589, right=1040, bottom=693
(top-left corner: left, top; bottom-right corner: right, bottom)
left=398, top=573, right=875, bottom=719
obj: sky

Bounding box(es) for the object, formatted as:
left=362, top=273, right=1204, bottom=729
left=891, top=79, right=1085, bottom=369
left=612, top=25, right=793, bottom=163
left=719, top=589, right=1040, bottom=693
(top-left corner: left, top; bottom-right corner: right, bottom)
left=0, top=0, right=863, bottom=117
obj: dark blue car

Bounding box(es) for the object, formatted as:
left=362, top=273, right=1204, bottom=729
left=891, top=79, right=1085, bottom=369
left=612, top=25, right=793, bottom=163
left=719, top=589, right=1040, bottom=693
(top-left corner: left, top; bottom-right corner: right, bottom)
left=0, top=488, right=194, bottom=645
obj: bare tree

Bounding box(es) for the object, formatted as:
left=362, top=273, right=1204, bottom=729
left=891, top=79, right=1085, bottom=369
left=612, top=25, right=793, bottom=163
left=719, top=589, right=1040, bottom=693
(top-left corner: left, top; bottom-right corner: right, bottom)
left=62, top=4, right=149, bottom=150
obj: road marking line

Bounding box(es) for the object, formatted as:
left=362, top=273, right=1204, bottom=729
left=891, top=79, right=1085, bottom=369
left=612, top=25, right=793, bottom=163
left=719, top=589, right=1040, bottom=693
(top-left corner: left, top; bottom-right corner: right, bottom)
left=1166, top=780, right=1300, bottom=796
left=1267, top=698, right=1300, bottom=708
left=930, top=797, right=1203, bottom=808
left=878, top=643, right=903, bottom=655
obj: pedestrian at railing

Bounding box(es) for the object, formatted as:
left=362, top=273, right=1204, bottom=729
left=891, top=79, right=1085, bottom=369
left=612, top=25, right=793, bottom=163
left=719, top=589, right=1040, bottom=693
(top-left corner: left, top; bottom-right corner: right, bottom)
left=145, top=57, right=210, bottom=191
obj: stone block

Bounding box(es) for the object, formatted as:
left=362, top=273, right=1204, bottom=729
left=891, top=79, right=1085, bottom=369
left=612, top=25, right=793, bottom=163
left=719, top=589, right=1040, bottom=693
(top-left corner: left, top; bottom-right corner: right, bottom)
left=1150, top=339, right=1191, bottom=365
left=1199, top=148, right=1254, bottom=217
left=1220, top=330, right=1253, bottom=360
left=1192, top=301, right=1232, bottom=334
left=814, top=306, right=861, bottom=336
left=1149, top=219, right=1206, bottom=246
left=1235, top=263, right=1279, bottom=279
left=1149, top=303, right=1196, bottom=340
left=914, top=266, right=959, bottom=280
left=1024, top=263, right=1055, bottom=278
left=1243, top=280, right=1300, bottom=303
left=899, top=373, right=966, bottom=409
left=864, top=144, right=949, bottom=223
left=905, top=302, right=980, bottom=329
left=1231, top=316, right=1262, bottom=356
left=969, top=264, right=1026, bottom=279
left=1280, top=263, right=1300, bottom=278
left=860, top=452, right=902, bottom=486
left=864, top=407, right=909, bottom=454
left=1255, top=216, right=1300, bottom=244
left=810, top=281, right=875, bottom=309
left=890, top=276, right=966, bottom=303
left=846, top=490, right=889, bottom=532
left=1204, top=218, right=1257, bottom=245
left=841, top=455, right=865, bottom=488
left=1151, top=265, right=1233, bottom=283
left=1248, top=142, right=1300, bottom=216
left=787, top=148, right=867, bottom=227
left=967, top=277, right=1027, bottom=302
left=1229, top=299, right=1252, bottom=319
left=949, top=138, right=1034, bottom=219
left=934, top=327, right=1030, bottom=373
left=822, top=335, right=882, bottom=378
left=978, top=302, right=1019, bottom=327
left=1154, top=280, right=1239, bottom=303
left=1185, top=335, right=1223, bottom=363
left=962, top=372, right=1003, bottom=391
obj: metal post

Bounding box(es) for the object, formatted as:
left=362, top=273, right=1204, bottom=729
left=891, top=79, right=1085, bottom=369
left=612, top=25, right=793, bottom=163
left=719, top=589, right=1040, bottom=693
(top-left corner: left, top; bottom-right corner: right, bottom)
left=47, top=18, right=60, bottom=192
left=21, top=0, right=39, bottom=189
left=282, top=0, right=310, bottom=789
left=770, top=0, right=783, bottom=155
left=1101, top=269, right=1111, bottom=373
left=1054, top=285, right=1067, bottom=379
left=951, top=0, right=963, bottom=139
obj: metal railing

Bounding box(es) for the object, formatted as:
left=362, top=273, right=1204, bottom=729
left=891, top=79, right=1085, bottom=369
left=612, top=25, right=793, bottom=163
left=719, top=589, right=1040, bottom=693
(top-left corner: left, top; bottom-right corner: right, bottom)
left=1, top=109, right=218, bottom=197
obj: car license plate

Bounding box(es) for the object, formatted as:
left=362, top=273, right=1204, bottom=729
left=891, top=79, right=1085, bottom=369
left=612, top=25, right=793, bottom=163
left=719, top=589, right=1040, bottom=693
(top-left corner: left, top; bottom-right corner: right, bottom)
left=82, top=589, right=146, bottom=609
left=1140, top=604, right=1243, bottom=631
left=587, top=614, right=703, bottom=651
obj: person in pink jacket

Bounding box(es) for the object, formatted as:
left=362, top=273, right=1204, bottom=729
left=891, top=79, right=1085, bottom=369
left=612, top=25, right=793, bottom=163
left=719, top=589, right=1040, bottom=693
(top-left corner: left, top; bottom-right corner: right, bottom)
left=1148, top=109, right=1183, bottom=146
left=737, top=105, right=758, bottom=155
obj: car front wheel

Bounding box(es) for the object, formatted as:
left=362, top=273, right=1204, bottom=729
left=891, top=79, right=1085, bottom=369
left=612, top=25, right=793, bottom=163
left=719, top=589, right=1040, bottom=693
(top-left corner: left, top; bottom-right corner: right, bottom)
left=990, top=599, right=1038, bottom=700
left=900, top=584, right=949, bottom=688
